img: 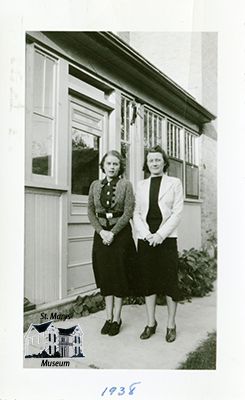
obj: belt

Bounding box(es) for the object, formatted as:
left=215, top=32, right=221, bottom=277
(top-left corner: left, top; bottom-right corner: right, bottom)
left=96, top=212, right=123, bottom=219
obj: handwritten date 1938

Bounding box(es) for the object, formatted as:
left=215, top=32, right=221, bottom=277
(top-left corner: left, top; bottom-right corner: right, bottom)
left=101, top=382, right=141, bottom=397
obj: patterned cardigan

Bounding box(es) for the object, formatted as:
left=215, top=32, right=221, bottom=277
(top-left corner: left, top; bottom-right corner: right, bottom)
left=87, top=178, right=135, bottom=236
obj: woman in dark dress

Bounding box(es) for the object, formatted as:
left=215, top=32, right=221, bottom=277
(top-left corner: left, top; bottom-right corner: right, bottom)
left=133, top=146, right=184, bottom=342
left=88, top=150, right=136, bottom=336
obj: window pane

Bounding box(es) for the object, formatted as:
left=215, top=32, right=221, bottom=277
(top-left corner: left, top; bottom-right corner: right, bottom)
left=177, top=128, right=180, bottom=158
left=157, top=118, right=162, bottom=145
left=191, top=135, right=195, bottom=164
left=126, top=99, right=130, bottom=141
left=168, top=158, right=183, bottom=182
left=121, top=142, right=130, bottom=178
left=167, top=122, right=182, bottom=161
left=121, top=97, right=125, bottom=140
left=167, top=122, right=170, bottom=154
left=149, top=112, right=152, bottom=147
left=144, top=109, right=148, bottom=147
left=170, top=124, right=174, bottom=155
left=185, top=132, right=188, bottom=161
left=173, top=126, right=176, bottom=157
left=153, top=115, right=157, bottom=146
left=32, top=114, right=53, bottom=176
left=33, top=51, right=45, bottom=113
left=44, top=57, right=55, bottom=116
left=71, top=129, right=99, bottom=195
left=186, top=164, right=199, bottom=198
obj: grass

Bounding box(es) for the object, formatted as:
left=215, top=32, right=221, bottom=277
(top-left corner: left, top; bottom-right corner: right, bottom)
left=178, top=331, right=216, bottom=369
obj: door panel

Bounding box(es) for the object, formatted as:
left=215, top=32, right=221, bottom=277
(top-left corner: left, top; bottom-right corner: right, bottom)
left=68, top=97, right=107, bottom=295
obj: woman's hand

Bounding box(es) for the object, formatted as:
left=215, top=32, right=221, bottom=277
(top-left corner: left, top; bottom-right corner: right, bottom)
left=145, top=234, right=153, bottom=242
left=105, top=231, right=114, bottom=245
left=100, top=230, right=114, bottom=246
left=147, top=233, right=163, bottom=247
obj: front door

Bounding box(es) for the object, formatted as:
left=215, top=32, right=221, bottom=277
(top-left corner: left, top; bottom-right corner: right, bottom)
left=67, top=96, right=108, bottom=296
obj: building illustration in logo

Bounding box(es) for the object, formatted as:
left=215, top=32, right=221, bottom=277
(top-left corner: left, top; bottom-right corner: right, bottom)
left=24, top=321, right=84, bottom=358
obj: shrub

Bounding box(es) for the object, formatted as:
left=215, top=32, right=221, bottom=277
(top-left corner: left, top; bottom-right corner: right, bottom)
left=72, top=293, right=105, bottom=317
left=178, top=248, right=217, bottom=300
left=70, top=247, right=217, bottom=316
left=123, top=296, right=145, bottom=305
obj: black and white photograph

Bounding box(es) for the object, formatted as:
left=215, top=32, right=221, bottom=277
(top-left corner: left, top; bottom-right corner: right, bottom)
left=1, top=0, right=245, bottom=399
left=23, top=30, right=217, bottom=370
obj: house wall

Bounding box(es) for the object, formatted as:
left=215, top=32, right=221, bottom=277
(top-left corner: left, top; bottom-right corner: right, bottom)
left=25, top=330, right=46, bottom=356
left=199, top=131, right=217, bottom=246
left=200, top=33, right=217, bottom=245
left=178, top=202, right=202, bottom=251
left=25, top=189, right=67, bottom=304
left=127, top=31, right=217, bottom=247
left=128, top=32, right=202, bottom=101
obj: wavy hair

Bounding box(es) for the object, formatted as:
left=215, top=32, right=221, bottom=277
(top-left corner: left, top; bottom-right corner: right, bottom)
left=143, top=145, right=170, bottom=174
left=100, top=150, right=125, bottom=176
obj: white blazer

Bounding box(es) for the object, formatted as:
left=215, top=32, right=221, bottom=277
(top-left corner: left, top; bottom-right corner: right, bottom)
left=133, top=174, right=184, bottom=241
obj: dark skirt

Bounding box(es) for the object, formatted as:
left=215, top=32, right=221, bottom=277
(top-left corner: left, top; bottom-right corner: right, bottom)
left=137, top=238, right=182, bottom=302
left=92, top=223, right=137, bottom=297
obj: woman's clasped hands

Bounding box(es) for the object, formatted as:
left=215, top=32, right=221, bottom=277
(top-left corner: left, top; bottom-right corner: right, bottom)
left=145, top=232, right=163, bottom=247
left=100, top=229, right=114, bottom=246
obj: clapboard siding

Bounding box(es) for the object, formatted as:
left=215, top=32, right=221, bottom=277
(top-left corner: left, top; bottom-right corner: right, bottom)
left=25, top=189, right=65, bottom=305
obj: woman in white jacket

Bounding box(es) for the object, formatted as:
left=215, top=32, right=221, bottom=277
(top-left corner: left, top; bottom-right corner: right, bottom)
left=133, top=146, right=183, bottom=342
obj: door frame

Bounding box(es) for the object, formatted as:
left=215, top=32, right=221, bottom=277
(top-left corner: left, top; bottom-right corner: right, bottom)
left=66, top=94, right=112, bottom=297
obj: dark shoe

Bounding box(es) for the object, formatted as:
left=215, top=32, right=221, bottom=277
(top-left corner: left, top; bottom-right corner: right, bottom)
left=108, top=320, right=122, bottom=336
left=140, top=321, right=157, bottom=339
left=165, top=326, right=176, bottom=342
left=101, top=320, right=112, bottom=335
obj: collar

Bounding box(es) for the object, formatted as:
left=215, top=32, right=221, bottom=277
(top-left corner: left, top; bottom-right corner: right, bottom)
left=101, top=176, right=120, bottom=187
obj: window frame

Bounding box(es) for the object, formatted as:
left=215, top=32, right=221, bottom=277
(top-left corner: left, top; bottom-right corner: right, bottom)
left=166, top=120, right=200, bottom=199
left=143, top=105, right=165, bottom=149
left=120, top=94, right=134, bottom=179
left=185, top=162, right=199, bottom=199
left=141, top=105, right=200, bottom=200
left=184, top=129, right=200, bottom=199
left=168, top=157, right=184, bottom=183
left=26, top=44, right=59, bottom=185
left=69, top=96, right=105, bottom=200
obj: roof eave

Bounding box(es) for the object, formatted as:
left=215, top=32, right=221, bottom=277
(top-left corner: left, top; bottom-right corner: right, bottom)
left=97, top=31, right=216, bottom=123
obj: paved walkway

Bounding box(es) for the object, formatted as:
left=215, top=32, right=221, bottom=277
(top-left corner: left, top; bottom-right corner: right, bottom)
left=25, top=286, right=216, bottom=369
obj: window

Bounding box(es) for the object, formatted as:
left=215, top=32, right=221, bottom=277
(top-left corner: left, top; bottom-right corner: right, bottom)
left=31, top=48, right=57, bottom=177
left=185, top=130, right=199, bottom=198
left=48, top=333, right=51, bottom=341
left=143, top=107, right=164, bottom=178
left=120, top=96, right=132, bottom=178
left=144, top=108, right=164, bottom=148
left=71, top=128, right=99, bottom=195
left=166, top=121, right=199, bottom=199
left=167, top=121, right=183, bottom=182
